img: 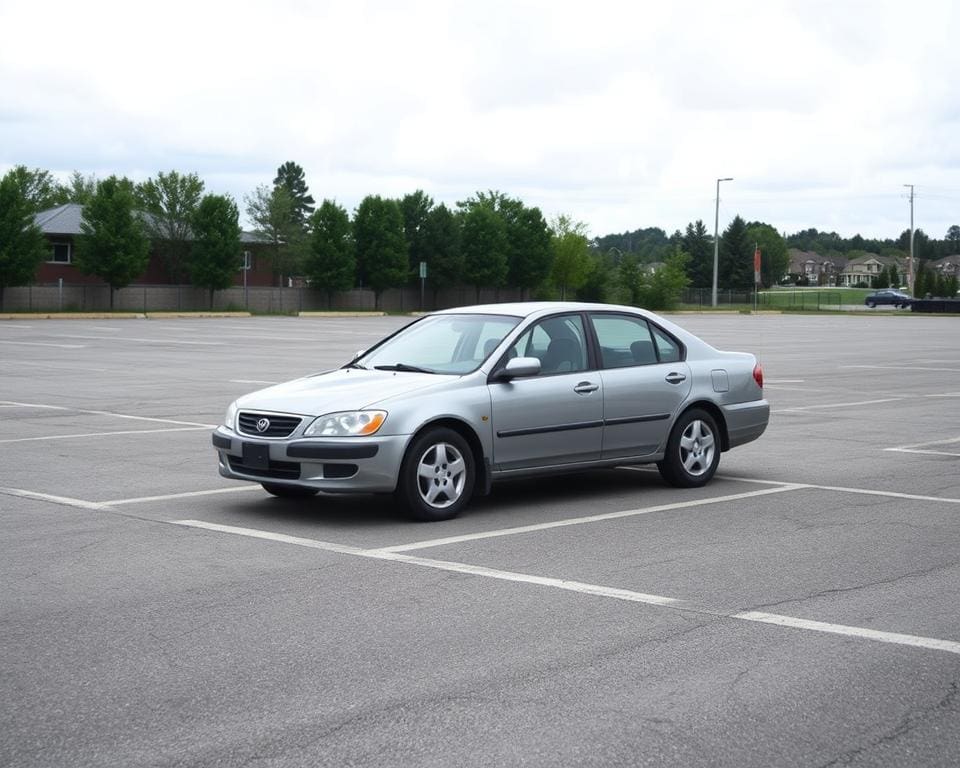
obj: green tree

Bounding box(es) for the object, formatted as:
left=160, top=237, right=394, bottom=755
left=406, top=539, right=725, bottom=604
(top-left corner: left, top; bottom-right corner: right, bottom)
left=888, top=263, right=900, bottom=288
left=305, top=200, right=355, bottom=307
left=746, top=222, right=789, bottom=288
left=63, top=171, right=98, bottom=205
left=461, top=204, right=508, bottom=302
left=946, top=225, right=960, bottom=253
left=188, top=194, right=241, bottom=308
left=273, top=161, right=315, bottom=226
left=137, top=170, right=204, bottom=283
left=682, top=219, right=713, bottom=288
left=550, top=214, right=591, bottom=299
left=873, top=266, right=890, bottom=289
left=719, top=215, right=753, bottom=290
left=914, top=260, right=928, bottom=297
left=245, top=184, right=305, bottom=286
left=400, top=189, right=434, bottom=281
left=944, top=274, right=958, bottom=297
left=0, top=170, right=49, bottom=311
left=421, top=203, right=463, bottom=304
left=7, top=165, right=65, bottom=212
left=74, top=176, right=150, bottom=309
left=637, top=246, right=691, bottom=311
left=459, top=191, right=552, bottom=298
left=353, top=195, right=408, bottom=308
left=615, top=253, right=643, bottom=305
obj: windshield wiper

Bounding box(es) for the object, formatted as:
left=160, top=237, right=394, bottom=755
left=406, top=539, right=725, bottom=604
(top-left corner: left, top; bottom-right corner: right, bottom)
left=373, top=363, right=434, bottom=373
left=344, top=361, right=367, bottom=370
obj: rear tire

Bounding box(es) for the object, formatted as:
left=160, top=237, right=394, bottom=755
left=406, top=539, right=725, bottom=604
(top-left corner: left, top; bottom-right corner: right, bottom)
left=866, top=301, right=876, bottom=308
left=261, top=483, right=319, bottom=499
left=657, top=408, right=721, bottom=488
left=397, top=427, right=475, bottom=521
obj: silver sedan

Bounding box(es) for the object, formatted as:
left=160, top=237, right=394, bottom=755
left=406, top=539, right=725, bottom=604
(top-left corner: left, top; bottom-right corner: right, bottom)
left=212, top=302, right=769, bottom=520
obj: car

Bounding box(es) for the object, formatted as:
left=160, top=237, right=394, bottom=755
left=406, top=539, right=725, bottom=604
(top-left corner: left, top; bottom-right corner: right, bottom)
left=212, top=302, right=769, bottom=521
left=865, top=289, right=911, bottom=308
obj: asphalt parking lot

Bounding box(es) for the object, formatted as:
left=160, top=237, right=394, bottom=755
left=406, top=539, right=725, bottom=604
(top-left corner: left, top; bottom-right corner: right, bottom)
left=2, top=313, right=959, bottom=767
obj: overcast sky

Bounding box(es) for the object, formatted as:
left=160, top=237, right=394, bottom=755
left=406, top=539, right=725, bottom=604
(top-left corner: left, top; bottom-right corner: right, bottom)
left=2, top=0, right=958, bottom=241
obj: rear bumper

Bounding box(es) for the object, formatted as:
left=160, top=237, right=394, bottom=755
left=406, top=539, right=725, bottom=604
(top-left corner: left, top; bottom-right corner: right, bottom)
left=212, top=426, right=409, bottom=493
left=721, top=399, right=769, bottom=449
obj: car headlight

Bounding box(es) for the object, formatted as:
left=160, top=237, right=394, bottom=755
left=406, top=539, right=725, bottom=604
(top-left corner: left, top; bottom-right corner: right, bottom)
left=223, top=401, right=238, bottom=430
left=304, top=410, right=387, bottom=437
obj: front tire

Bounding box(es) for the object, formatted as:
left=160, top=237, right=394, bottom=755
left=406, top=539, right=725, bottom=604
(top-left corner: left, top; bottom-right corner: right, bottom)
left=657, top=409, right=721, bottom=488
left=261, top=483, right=319, bottom=499
left=397, top=427, right=475, bottom=521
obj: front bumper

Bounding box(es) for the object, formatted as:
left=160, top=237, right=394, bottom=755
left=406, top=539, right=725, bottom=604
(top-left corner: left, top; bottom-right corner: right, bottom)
left=212, top=425, right=409, bottom=493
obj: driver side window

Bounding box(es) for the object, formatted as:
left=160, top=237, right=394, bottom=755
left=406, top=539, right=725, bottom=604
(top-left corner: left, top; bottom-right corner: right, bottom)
left=506, top=315, right=588, bottom=375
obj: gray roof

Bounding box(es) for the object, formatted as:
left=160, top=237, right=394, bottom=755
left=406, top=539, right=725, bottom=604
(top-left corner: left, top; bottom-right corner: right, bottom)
left=33, top=202, right=267, bottom=244
left=34, top=203, right=84, bottom=235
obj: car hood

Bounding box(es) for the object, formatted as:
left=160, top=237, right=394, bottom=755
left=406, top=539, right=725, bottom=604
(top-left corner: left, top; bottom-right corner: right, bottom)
left=235, top=368, right=444, bottom=416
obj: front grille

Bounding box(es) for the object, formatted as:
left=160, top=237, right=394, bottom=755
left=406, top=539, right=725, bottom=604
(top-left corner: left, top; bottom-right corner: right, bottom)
left=227, top=456, right=301, bottom=480
left=238, top=412, right=302, bottom=438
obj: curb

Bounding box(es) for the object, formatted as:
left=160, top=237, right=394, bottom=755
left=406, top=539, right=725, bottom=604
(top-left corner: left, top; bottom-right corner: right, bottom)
left=0, top=313, right=146, bottom=320
left=298, top=311, right=387, bottom=317
left=145, top=312, right=252, bottom=319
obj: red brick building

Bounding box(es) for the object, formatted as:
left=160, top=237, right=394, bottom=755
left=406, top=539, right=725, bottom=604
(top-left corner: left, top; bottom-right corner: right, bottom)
left=33, top=203, right=277, bottom=287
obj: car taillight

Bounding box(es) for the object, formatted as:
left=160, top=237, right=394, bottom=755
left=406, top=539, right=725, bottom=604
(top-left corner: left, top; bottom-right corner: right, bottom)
left=753, top=363, right=764, bottom=389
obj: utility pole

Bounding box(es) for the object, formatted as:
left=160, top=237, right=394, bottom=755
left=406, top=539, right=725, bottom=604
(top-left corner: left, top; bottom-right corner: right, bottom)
left=904, top=184, right=914, bottom=295
left=712, top=177, right=733, bottom=307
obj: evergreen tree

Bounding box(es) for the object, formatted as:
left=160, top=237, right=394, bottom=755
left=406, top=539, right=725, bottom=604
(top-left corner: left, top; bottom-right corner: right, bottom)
left=873, top=267, right=889, bottom=289
left=273, top=161, right=315, bottom=226
left=188, top=194, right=242, bottom=308
left=353, top=195, right=408, bottom=308
left=746, top=221, right=789, bottom=288
left=682, top=220, right=712, bottom=288
left=719, top=215, right=753, bottom=290
left=0, top=170, right=48, bottom=311
left=889, top=263, right=900, bottom=288
left=305, top=200, right=355, bottom=307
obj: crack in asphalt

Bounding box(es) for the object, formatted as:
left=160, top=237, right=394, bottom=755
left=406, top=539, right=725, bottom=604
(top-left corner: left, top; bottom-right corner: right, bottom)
left=816, top=681, right=959, bottom=767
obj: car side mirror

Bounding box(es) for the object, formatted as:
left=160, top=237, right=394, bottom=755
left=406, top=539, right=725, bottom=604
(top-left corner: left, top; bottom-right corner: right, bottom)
left=495, top=356, right=541, bottom=381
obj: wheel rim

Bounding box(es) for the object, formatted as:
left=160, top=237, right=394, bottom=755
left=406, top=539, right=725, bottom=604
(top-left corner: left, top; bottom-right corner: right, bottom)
left=679, top=419, right=716, bottom=477
left=416, top=441, right=467, bottom=509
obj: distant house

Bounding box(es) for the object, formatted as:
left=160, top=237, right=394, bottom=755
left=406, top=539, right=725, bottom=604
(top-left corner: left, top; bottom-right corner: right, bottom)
left=839, top=253, right=905, bottom=287
left=787, top=249, right=846, bottom=285
left=32, top=203, right=275, bottom=287
left=930, top=254, right=960, bottom=278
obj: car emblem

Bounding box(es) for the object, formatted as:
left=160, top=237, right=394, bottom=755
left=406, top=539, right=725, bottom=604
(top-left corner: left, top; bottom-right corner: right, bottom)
left=256, top=418, right=270, bottom=433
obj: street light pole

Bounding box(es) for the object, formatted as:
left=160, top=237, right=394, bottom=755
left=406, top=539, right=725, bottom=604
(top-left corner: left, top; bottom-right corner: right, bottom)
left=904, top=184, right=914, bottom=295
left=712, top=177, right=733, bottom=307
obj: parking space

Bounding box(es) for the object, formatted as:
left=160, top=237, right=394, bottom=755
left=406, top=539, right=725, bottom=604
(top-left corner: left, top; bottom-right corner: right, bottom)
left=2, top=314, right=960, bottom=767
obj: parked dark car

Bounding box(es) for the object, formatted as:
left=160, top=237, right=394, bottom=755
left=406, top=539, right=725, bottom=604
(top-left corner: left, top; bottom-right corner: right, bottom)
left=865, top=289, right=911, bottom=308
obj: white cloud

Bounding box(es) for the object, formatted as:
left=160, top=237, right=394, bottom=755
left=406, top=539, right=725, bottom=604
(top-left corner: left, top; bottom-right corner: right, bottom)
left=2, top=0, right=959, bottom=239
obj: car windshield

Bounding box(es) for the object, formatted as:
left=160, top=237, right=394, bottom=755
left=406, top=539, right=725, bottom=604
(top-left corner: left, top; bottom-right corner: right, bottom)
left=356, top=313, right=521, bottom=375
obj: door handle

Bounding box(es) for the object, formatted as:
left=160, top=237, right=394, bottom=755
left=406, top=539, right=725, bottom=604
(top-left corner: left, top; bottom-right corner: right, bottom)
left=665, top=372, right=687, bottom=384
left=574, top=381, right=599, bottom=394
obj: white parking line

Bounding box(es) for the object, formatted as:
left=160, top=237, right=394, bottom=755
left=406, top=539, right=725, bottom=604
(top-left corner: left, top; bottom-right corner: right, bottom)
left=0, top=427, right=210, bottom=444
left=51, top=334, right=222, bottom=346
left=735, top=612, right=960, bottom=655
left=841, top=365, right=960, bottom=373
left=0, top=401, right=215, bottom=428
left=0, top=340, right=86, bottom=349
left=104, top=486, right=259, bottom=506
left=171, top=519, right=960, bottom=656
left=375, top=485, right=805, bottom=553
left=774, top=397, right=903, bottom=413
left=230, top=379, right=280, bottom=385
left=0, top=487, right=111, bottom=511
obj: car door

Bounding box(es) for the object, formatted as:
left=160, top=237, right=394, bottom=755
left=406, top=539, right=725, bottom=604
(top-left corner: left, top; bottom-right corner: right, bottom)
left=488, top=313, right=603, bottom=470
left=589, top=313, right=692, bottom=460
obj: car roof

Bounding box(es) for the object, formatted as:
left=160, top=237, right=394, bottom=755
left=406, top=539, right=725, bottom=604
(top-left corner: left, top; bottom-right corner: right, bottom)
left=433, top=301, right=654, bottom=319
